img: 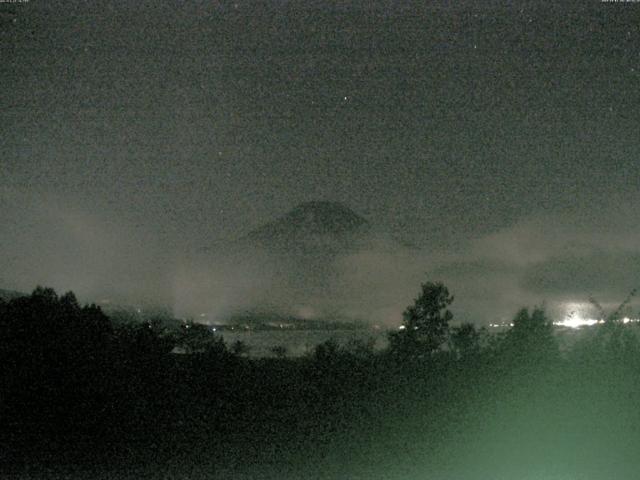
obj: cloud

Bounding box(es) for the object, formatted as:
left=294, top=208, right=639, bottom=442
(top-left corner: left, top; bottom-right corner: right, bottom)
left=3, top=187, right=639, bottom=326
left=0, top=188, right=173, bottom=306
left=418, top=206, right=640, bottom=323
left=76, top=205, right=640, bottom=326
left=521, top=249, right=640, bottom=300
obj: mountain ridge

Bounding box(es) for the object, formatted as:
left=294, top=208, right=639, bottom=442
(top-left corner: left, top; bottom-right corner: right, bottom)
left=239, top=201, right=371, bottom=254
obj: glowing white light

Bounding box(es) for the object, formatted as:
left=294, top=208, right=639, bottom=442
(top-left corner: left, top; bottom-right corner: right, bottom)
left=556, top=302, right=601, bottom=329
left=556, top=302, right=640, bottom=328
left=555, top=316, right=599, bottom=329
left=488, top=323, right=511, bottom=328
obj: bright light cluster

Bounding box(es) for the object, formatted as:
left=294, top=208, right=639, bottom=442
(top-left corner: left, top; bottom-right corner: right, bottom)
left=554, top=316, right=602, bottom=329
left=555, top=302, right=640, bottom=329
left=485, top=302, right=640, bottom=330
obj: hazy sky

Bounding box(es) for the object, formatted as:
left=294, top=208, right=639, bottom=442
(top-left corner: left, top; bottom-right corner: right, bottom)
left=2, top=1, right=640, bottom=324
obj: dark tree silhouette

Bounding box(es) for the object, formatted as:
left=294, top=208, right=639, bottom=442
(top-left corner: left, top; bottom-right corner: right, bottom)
left=230, top=339, right=250, bottom=357
left=389, top=281, right=454, bottom=358
left=178, top=321, right=226, bottom=356
left=313, top=338, right=341, bottom=364
left=502, top=307, right=558, bottom=363
left=0, top=286, right=116, bottom=442
left=450, top=322, right=482, bottom=360
left=270, top=345, right=288, bottom=358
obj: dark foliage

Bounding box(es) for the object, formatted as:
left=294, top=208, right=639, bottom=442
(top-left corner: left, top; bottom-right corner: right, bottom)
left=450, top=322, right=484, bottom=360
left=501, top=306, right=559, bottom=365
left=388, top=281, right=454, bottom=359
left=3, top=284, right=640, bottom=479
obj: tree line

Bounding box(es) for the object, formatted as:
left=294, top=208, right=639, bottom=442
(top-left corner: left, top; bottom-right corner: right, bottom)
left=2, top=282, right=640, bottom=479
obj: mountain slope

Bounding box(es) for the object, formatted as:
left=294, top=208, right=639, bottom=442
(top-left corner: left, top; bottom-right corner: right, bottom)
left=182, top=201, right=417, bottom=324
left=239, top=201, right=372, bottom=255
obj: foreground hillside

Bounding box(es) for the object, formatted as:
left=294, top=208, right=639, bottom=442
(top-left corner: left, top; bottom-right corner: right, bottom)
left=2, top=286, right=640, bottom=479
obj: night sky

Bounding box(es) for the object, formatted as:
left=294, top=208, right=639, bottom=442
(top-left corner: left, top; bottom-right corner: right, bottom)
left=2, top=1, right=640, bottom=324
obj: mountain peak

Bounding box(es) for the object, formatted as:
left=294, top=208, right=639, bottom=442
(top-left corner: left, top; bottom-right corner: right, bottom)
left=242, top=201, right=369, bottom=253
left=290, top=201, right=357, bottom=213
left=284, top=201, right=367, bottom=231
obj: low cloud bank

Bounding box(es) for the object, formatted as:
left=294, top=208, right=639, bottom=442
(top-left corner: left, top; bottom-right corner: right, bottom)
left=2, top=191, right=639, bottom=326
